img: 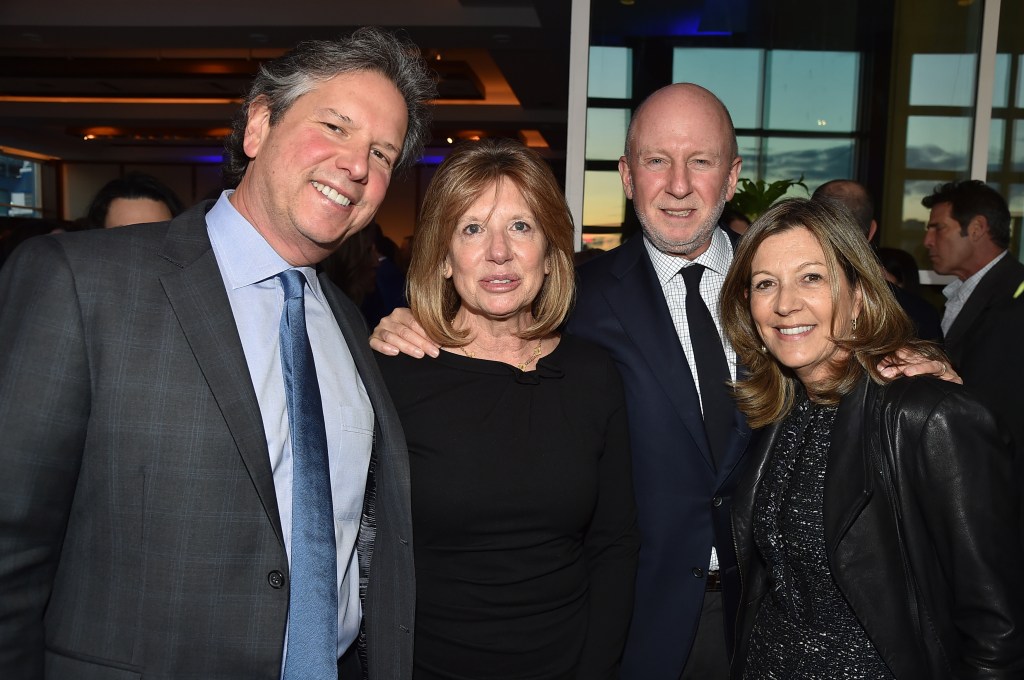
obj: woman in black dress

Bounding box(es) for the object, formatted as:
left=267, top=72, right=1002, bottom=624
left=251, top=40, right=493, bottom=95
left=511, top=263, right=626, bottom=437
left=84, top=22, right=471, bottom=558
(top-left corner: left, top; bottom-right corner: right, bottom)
left=720, top=198, right=1024, bottom=679
left=375, top=138, right=639, bottom=679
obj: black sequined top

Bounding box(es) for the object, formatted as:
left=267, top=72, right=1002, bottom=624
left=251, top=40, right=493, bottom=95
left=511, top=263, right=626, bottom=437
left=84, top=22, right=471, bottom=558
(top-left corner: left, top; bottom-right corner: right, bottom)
left=743, top=395, right=895, bottom=679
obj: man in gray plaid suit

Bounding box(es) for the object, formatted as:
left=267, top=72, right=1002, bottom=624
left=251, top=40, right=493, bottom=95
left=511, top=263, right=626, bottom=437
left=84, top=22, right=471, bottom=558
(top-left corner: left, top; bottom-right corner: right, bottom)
left=0, top=27, right=434, bottom=680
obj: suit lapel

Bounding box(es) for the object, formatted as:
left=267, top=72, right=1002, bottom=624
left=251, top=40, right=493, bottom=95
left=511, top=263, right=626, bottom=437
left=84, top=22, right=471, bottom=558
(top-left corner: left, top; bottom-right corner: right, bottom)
left=158, top=204, right=283, bottom=545
left=603, top=237, right=717, bottom=471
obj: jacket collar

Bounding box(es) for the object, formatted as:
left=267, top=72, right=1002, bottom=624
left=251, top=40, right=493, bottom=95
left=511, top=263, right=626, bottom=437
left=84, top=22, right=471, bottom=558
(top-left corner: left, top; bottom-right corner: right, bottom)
left=734, top=377, right=876, bottom=578
left=944, top=252, right=1024, bottom=352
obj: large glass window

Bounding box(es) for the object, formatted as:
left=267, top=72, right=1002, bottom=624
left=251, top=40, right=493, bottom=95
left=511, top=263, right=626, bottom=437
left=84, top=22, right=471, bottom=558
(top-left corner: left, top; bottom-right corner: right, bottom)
left=765, top=51, right=859, bottom=133
left=905, top=116, right=972, bottom=172
left=585, top=108, right=629, bottom=161
left=1011, top=119, right=1024, bottom=172
left=672, top=48, right=763, bottom=128
left=582, top=170, right=626, bottom=228
left=909, top=54, right=977, bottom=107
left=763, top=137, right=855, bottom=188
left=581, top=45, right=634, bottom=246
left=588, top=47, right=633, bottom=100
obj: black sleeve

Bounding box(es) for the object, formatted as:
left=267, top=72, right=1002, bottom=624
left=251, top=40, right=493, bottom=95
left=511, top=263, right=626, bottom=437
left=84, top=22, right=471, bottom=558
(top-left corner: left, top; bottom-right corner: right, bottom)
left=576, top=355, right=640, bottom=679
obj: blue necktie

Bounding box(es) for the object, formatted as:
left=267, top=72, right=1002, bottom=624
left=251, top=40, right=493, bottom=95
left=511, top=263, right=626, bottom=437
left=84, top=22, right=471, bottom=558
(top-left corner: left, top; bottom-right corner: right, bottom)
left=279, top=269, right=338, bottom=680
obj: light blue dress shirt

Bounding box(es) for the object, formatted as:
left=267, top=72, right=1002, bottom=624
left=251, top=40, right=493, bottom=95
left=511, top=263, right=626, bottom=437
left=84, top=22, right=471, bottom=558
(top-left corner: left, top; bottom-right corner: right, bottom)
left=206, top=191, right=373, bottom=665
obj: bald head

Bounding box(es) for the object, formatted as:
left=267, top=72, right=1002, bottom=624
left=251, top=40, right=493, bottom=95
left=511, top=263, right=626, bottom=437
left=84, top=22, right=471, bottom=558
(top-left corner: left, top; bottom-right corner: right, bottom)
left=625, top=84, right=738, bottom=162
left=618, top=82, right=742, bottom=258
left=813, top=179, right=875, bottom=238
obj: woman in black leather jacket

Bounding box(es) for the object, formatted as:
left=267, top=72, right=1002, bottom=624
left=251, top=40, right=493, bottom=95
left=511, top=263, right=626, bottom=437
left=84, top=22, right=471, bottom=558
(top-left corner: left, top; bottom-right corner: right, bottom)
left=720, top=198, right=1024, bottom=679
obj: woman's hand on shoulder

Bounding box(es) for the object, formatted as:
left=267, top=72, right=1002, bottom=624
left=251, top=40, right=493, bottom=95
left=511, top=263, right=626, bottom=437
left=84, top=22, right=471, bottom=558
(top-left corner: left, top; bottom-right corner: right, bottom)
left=369, top=307, right=440, bottom=358
left=877, top=348, right=962, bottom=384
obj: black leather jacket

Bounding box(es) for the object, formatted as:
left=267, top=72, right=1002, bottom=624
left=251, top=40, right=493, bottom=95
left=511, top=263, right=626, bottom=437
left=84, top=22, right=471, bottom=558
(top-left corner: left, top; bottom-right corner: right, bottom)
left=732, top=375, right=1024, bottom=679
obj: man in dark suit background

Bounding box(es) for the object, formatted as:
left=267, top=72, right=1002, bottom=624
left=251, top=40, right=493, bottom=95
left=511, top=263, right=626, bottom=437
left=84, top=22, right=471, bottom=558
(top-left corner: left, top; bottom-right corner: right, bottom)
left=812, top=179, right=943, bottom=342
left=0, top=27, right=435, bottom=680
left=922, top=179, right=1024, bottom=459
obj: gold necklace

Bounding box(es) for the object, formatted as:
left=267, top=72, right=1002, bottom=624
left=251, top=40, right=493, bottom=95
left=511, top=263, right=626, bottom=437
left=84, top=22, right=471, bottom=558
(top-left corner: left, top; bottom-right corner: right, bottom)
left=461, top=338, right=544, bottom=371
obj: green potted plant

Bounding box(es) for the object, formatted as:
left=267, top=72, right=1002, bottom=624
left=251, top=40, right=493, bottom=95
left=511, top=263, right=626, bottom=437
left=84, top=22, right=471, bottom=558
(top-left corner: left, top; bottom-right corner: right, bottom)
left=729, top=175, right=808, bottom=221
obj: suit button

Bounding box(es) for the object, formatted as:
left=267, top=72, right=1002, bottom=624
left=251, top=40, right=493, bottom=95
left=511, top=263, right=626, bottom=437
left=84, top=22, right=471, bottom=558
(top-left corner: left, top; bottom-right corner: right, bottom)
left=268, top=570, right=285, bottom=589
left=712, top=496, right=723, bottom=507
left=692, top=567, right=704, bottom=578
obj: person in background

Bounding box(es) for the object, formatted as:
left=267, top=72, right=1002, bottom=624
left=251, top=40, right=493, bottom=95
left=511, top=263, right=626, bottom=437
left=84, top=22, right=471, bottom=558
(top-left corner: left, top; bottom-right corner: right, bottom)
left=375, top=138, right=639, bottom=679
left=722, top=197, right=1024, bottom=679
left=813, top=179, right=942, bottom=341
left=721, top=204, right=751, bottom=236
left=369, top=84, right=958, bottom=680
left=877, top=246, right=925, bottom=292
left=85, top=171, right=184, bottom=228
left=0, top=27, right=435, bottom=679
left=320, top=223, right=380, bottom=307
left=361, top=222, right=409, bottom=329
left=922, top=180, right=1024, bottom=442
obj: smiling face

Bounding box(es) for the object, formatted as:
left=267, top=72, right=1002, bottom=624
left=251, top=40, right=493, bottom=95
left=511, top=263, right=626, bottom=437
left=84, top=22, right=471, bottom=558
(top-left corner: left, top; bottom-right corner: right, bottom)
left=619, top=84, right=741, bottom=259
left=446, top=178, right=550, bottom=330
left=749, top=226, right=862, bottom=389
left=230, top=69, right=408, bottom=266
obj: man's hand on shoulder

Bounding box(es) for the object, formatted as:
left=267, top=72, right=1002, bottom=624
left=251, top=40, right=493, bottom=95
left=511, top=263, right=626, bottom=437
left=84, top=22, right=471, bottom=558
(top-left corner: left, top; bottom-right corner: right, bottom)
left=369, top=308, right=440, bottom=359
left=878, top=348, right=962, bottom=384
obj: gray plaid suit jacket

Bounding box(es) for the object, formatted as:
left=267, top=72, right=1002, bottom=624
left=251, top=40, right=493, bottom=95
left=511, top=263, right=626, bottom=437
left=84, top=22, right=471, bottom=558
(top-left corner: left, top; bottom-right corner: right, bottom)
left=0, top=201, right=414, bottom=680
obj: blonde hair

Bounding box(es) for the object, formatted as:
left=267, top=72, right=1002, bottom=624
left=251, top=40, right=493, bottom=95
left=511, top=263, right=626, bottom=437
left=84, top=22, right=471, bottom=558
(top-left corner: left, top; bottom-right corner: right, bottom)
left=406, top=138, right=576, bottom=346
left=721, top=198, right=945, bottom=428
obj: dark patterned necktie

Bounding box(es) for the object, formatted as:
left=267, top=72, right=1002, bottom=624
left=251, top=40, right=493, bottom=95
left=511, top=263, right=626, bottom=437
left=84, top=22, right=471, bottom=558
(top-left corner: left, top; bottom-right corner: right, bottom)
left=278, top=269, right=338, bottom=679
left=681, top=264, right=733, bottom=467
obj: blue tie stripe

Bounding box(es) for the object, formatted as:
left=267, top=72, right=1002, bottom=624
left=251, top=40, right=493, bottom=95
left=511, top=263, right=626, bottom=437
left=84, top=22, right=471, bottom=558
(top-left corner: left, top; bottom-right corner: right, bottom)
left=279, top=269, right=339, bottom=680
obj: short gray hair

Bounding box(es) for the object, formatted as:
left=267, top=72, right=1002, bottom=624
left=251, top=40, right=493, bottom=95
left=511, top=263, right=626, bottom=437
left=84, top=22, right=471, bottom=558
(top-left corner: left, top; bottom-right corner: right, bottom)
left=223, top=27, right=436, bottom=186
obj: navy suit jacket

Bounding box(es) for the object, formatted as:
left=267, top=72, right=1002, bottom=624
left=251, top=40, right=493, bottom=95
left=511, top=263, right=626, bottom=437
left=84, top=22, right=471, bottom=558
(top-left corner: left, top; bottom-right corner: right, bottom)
left=568, top=232, right=753, bottom=678
left=0, top=202, right=414, bottom=680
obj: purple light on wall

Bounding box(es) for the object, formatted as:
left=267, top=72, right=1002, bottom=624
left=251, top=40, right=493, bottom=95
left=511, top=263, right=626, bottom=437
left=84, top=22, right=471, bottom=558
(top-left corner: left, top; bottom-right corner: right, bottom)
left=186, top=154, right=224, bottom=164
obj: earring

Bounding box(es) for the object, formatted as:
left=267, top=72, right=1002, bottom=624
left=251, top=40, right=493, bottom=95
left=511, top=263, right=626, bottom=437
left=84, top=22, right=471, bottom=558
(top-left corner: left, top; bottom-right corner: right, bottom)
left=760, top=344, right=767, bottom=354
left=851, top=318, right=858, bottom=332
